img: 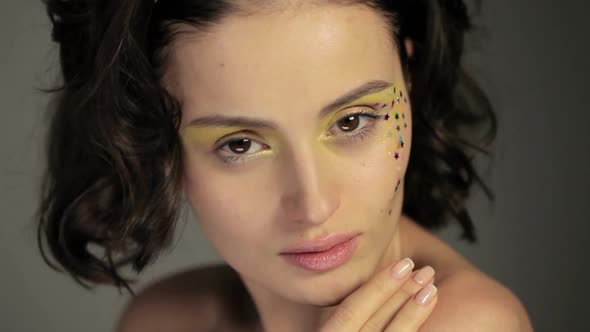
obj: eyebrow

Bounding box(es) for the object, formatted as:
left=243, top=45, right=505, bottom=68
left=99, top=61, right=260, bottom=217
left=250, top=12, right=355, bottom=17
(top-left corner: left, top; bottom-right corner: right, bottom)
left=185, top=79, right=393, bottom=130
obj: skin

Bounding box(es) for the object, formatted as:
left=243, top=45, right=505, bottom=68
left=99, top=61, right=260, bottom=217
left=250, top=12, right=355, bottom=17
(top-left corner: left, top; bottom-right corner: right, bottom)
left=120, top=2, right=533, bottom=332
left=171, top=4, right=411, bottom=328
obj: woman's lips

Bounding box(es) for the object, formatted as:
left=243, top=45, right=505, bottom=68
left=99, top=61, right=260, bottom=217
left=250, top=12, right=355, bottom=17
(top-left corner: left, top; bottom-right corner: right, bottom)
left=280, top=232, right=360, bottom=253
left=280, top=234, right=360, bottom=272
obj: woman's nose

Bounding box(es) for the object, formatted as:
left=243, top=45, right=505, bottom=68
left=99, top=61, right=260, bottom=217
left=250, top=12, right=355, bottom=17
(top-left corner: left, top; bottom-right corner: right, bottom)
left=280, top=150, right=340, bottom=226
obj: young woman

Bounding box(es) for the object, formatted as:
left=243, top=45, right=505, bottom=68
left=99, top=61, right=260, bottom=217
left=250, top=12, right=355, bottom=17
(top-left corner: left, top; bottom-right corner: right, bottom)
left=37, top=0, right=533, bottom=331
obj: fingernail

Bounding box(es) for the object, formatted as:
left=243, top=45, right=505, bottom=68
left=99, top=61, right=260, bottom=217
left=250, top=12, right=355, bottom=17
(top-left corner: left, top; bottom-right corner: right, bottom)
left=413, top=266, right=435, bottom=285
left=415, top=284, right=437, bottom=305
left=391, top=258, right=414, bottom=279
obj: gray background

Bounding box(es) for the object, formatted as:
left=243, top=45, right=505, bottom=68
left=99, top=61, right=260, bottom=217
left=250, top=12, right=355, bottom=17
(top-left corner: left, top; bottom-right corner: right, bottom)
left=1, top=1, right=588, bottom=331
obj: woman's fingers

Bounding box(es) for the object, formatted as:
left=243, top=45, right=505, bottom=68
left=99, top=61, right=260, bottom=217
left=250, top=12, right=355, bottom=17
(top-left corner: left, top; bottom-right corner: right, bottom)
left=319, top=258, right=415, bottom=332
left=362, top=266, right=435, bottom=331
left=384, top=281, right=438, bottom=332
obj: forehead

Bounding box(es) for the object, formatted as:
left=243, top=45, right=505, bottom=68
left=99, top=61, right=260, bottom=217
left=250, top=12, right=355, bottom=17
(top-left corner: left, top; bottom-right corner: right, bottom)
left=163, top=4, right=401, bottom=126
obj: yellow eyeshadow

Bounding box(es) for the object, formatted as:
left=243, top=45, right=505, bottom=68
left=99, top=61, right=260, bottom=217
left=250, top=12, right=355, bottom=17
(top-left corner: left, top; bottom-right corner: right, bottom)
left=340, top=84, right=397, bottom=109
left=181, top=83, right=402, bottom=147
left=318, top=84, right=399, bottom=129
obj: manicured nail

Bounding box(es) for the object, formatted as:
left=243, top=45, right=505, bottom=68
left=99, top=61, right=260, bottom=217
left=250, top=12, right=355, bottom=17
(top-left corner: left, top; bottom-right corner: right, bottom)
left=413, top=266, right=435, bottom=285
left=391, top=258, right=414, bottom=279
left=415, top=284, right=437, bottom=305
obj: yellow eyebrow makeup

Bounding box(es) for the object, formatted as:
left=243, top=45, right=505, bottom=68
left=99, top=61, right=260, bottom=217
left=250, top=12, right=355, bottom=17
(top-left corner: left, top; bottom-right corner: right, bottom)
left=316, top=83, right=398, bottom=131
left=181, top=126, right=279, bottom=153
left=336, top=83, right=398, bottom=110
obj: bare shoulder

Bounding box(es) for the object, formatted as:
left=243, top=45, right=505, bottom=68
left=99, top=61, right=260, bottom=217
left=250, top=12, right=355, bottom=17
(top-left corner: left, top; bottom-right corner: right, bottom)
left=399, top=217, right=533, bottom=331
left=116, top=264, right=259, bottom=332
left=422, top=268, right=534, bottom=332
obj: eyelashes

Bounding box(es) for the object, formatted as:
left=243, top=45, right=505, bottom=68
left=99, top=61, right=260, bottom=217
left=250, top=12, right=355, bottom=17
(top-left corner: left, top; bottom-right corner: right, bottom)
left=330, top=109, right=381, bottom=142
left=215, top=139, right=268, bottom=167
left=214, top=108, right=383, bottom=167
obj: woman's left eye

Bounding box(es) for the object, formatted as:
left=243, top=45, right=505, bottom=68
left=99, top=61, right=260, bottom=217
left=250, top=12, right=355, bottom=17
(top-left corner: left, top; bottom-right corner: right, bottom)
left=327, top=109, right=381, bottom=143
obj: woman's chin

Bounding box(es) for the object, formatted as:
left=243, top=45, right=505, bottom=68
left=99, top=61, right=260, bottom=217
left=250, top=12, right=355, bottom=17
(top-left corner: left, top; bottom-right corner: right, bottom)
left=290, top=277, right=363, bottom=307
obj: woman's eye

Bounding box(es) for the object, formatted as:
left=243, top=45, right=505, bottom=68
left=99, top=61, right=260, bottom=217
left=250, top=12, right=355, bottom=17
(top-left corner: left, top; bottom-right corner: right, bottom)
left=215, top=137, right=269, bottom=166
left=328, top=110, right=381, bottom=142
left=337, top=114, right=362, bottom=132
left=214, top=109, right=381, bottom=167
left=223, top=138, right=257, bottom=154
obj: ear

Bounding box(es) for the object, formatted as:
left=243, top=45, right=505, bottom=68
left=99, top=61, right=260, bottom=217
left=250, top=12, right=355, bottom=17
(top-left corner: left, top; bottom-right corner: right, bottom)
left=403, top=38, right=414, bottom=92
left=404, top=38, right=414, bottom=58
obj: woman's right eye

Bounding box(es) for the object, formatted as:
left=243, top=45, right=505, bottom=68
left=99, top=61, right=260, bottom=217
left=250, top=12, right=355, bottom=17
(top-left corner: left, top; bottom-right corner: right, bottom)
left=215, top=137, right=269, bottom=167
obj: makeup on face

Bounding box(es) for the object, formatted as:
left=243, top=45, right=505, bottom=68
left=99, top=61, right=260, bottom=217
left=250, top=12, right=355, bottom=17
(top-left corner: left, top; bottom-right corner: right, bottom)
left=378, top=85, right=410, bottom=162
left=179, top=82, right=409, bottom=167
left=180, top=125, right=278, bottom=167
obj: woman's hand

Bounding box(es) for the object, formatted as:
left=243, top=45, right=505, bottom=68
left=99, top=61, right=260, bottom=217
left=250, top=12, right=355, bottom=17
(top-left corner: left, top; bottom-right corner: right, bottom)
left=319, top=258, right=438, bottom=332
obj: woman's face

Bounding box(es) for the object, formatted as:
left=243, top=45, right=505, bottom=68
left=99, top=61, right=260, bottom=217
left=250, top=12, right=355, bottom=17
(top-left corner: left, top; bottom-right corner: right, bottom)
left=165, top=3, right=412, bottom=305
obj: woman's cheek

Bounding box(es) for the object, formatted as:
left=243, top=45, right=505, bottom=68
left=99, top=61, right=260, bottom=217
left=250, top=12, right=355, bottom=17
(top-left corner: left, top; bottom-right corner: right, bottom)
left=367, top=100, right=412, bottom=219
left=186, top=186, right=265, bottom=263
left=376, top=96, right=412, bottom=192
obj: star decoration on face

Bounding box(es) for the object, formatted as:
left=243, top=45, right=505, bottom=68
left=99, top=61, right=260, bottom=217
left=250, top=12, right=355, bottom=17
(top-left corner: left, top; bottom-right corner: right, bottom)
left=394, top=113, right=400, bottom=120
left=394, top=152, right=399, bottom=160
left=400, top=141, right=404, bottom=148
left=384, top=114, right=390, bottom=121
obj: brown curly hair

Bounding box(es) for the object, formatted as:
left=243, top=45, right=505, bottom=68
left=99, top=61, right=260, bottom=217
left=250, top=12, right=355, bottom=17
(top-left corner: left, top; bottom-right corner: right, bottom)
left=37, top=0, right=496, bottom=293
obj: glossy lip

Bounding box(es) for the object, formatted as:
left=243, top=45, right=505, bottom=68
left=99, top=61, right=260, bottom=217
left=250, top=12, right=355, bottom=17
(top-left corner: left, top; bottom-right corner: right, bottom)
left=279, top=232, right=361, bottom=254
left=280, top=235, right=360, bottom=272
